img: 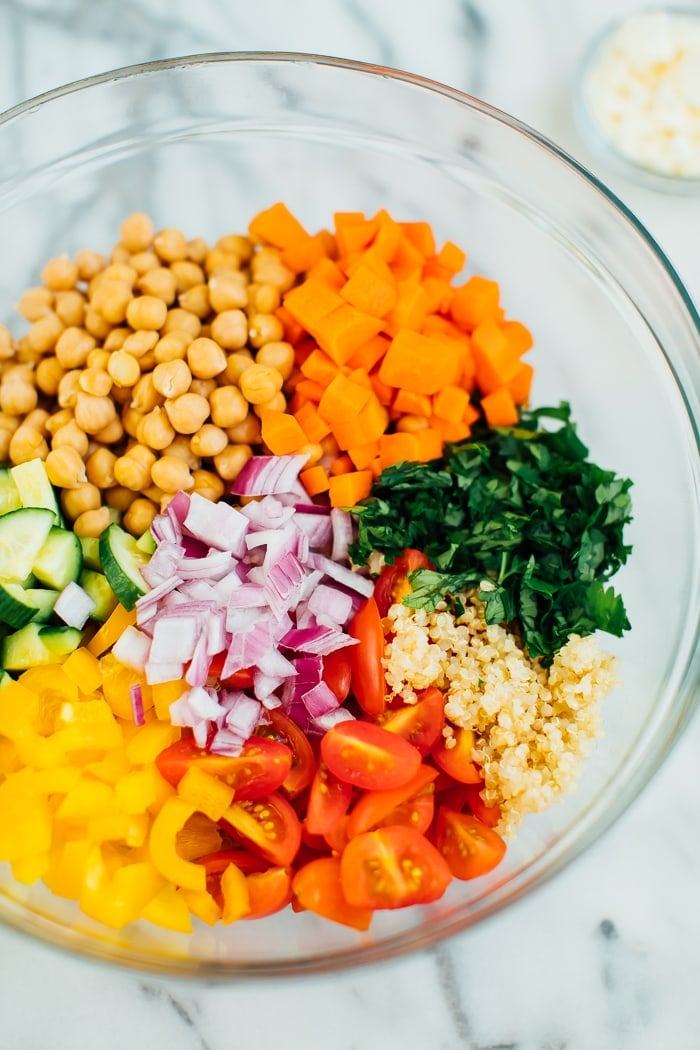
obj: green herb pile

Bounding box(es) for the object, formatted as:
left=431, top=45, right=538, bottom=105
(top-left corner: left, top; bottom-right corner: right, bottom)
left=350, top=403, right=633, bottom=661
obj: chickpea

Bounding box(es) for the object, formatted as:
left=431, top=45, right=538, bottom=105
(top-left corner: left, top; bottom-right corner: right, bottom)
left=75, top=249, right=105, bottom=282
left=207, top=271, right=248, bottom=313
left=135, top=266, right=177, bottom=304
left=191, top=468, right=225, bottom=503
left=73, top=507, right=111, bottom=538
left=247, top=312, right=284, bottom=349
left=54, top=290, right=86, bottom=328
left=154, top=331, right=191, bottom=363
left=105, top=486, right=136, bottom=512
left=137, top=407, right=175, bottom=450
left=204, top=247, right=242, bottom=276
left=239, top=363, right=284, bottom=405
left=186, top=237, right=209, bottom=264
left=45, top=446, right=88, bottom=488
left=209, top=384, right=248, bottom=428
left=106, top=349, right=140, bottom=388
left=296, top=442, right=324, bottom=467
left=14, top=339, right=41, bottom=365
left=9, top=425, right=49, bottom=464
left=153, top=228, right=188, bottom=263
left=0, top=380, right=38, bottom=416
left=213, top=443, right=252, bottom=481
left=166, top=435, right=200, bottom=470
left=138, top=351, right=157, bottom=372
left=74, top=392, right=117, bottom=435
left=251, top=249, right=295, bottom=290
left=110, top=243, right=132, bottom=266
left=122, top=330, right=158, bottom=358
left=84, top=307, right=113, bottom=340
left=86, top=447, right=118, bottom=488
left=161, top=308, right=201, bottom=339
left=45, top=409, right=73, bottom=436
left=131, top=373, right=163, bottom=413
left=217, top=233, right=253, bottom=262
left=114, top=448, right=155, bottom=491
left=164, top=392, right=210, bottom=435
left=170, top=260, right=205, bottom=292
left=4, top=363, right=34, bottom=383
left=54, top=327, right=94, bottom=369
left=41, top=255, right=79, bottom=291
left=28, top=312, right=65, bottom=354
left=0, top=413, right=20, bottom=436
left=79, top=368, right=113, bottom=398
left=179, top=284, right=210, bottom=319
left=51, top=419, right=90, bottom=457
left=221, top=350, right=254, bottom=386
left=129, top=250, right=160, bottom=275
left=123, top=497, right=158, bottom=536
left=0, top=326, right=14, bottom=361
left=93, top=417, right=125, bottom=445
left=189, top=378, right=217, bottom=399
left=320, top=434, right=340, bottom=457
left=185, top=337, right=226, bottom=380
left=120, top=212, right=154, bottom=254
left=255, top=340, right=295, bottom=381
left=126, top=295, right=168, bottom=332
left=0, top=431, right=11, bottom=460
left=151, top=455, right=194, bottom=494
left=247, top=282, right=281, bottom=315
left=190, top=424, right=228, bottom=458
left=90, top=281, right=133, bottom=324
left=227, top=413, right=261, bottom=445
left=56, top=370, right=82, bottom=409
left=253, top=391, right=286, bottom=416
left=17, top=287, right=53, bottom=322
left=103, top=328, right=129, bottom=352
left=37, top=359, right=66, bottom=397
left=210, top=309, right=247, bottom=350
left=23, top=409, right=50, bottom=434
left=122, top=405, right=145, bottom=439
left=152, top=359, right=191, bottom=399
left=101, top=263, right=138, bottom=288
left=396, top=414, right=430, bottom=433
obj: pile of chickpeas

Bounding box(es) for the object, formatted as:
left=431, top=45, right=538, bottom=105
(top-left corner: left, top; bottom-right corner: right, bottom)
left=0, top=213, right=313, bottom=538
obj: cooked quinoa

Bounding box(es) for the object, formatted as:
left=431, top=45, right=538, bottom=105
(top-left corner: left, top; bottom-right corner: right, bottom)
left=383, top=594, right=618, bottom=835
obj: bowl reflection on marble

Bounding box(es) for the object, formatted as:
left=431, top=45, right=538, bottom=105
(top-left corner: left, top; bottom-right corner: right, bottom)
left=0, top=53, right=698, bottom=979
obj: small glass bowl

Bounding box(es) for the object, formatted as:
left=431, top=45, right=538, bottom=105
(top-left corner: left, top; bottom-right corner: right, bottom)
left=574, top=7, right=700, bottom=193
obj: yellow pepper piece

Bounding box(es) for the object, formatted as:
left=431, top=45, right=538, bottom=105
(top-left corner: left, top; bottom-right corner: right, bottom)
left=53, top=699, right=123, bottom=754
left=80, top=847, right=164, bottom=929
left=149, top=797, right=207, bottom=891
left=125, top=722, right=180, bottom=766
left=62, top=647, right=104, bottom=695
left=0, top=736, right=21, bottom=774
left=115, top=766, right=173, bottom=815
left=85, top=748, right=133, bottom=785
left=141, top=882, right=193, bottom=933
left=0, top=773, right=53, bottom=861
left=152, top=679, right=188, bottom=721
left=88, top=605, right=136, bottom=657
left=177, top=766, right=235, bottom=822
left=11, top=852, right=50, bottom=884
left=54, top=776, right=116, bottom=820
left=19, top=666, right=79, bottom=703
left=220, top=863, right=251, bottom=925
left=99, top=653, right=154, bottom=721
left=87, top=812, right=149, bottom=848
left=179, top=887, right=221, bottom=926
left=44, top=839, right=93, bottom=900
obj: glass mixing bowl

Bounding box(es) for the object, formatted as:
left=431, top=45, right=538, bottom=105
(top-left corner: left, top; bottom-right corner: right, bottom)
left=0, top=53, right=698, bottom=979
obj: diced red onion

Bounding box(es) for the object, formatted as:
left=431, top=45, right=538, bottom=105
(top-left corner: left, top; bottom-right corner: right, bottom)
left=311, top=707, right=355, bottom=733
left=130, top=684, right=145, bottom=727
left=54, top=581, right=96, bottom=629
left=184, top=493, right=250, bottom=556
left=330, top=508, right=355, bottom=564
left=150, top=615, right=200, bottom=664
left=309, top=553, right=374, bottom=597
left=145, top=660, right=184, bottom=685
left=307, top=584, right=354, bottom=627
left=112, top=626, right=151, bottom=672
left=302, top=680, right=340, bottom=719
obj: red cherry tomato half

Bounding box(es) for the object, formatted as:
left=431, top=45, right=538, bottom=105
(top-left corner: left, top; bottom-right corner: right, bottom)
left=305, top=761, right=353, bottom=836
left=347, top=596, right=386, bottom=717
left=292, top=856, right=373, bottom=931
left=376, top=790, right=434, bottom=836
left=340, top=825, right=451, bottom=909
left=465, top=783, right=502, bottom=828
left=321, top=720, right=422, bottom=791
left=434, top=808, right=507, bottom=880
left=256, top=710, right=317, bottom=798
left=204, top=652, right=255, bottom=689
left=321, top=647, right=352, bottom=703
left=346, top=764, right=438, bottom=838
left=244, top=867, right=293, bottom=919
left=432, top=727, right=482, bottom=784
left=379, top=687, right=446, bottom=756
left=373, top=549, right=434, bottom=617
left=155, top=736, right=292, bottom=799
left=220, top=792, right=302, bottom=867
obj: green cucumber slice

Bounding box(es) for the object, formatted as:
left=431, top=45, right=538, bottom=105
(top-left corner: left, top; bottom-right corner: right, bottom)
left=0, top=583, right=40, bottom=628
left=135, top=529, right=157, bottom=555
left=32, top=527, right=83, bottom=590
left=24, top=588, right=59, bottom=622
left=0, top=469, right=21, bottom=517
left=2, top=623, right=82, bottom=669
left=99, top=523, right=149, bottom=610
left=10, top=460, right=61, bottom=522
left=0, top=670, right=11, bottom=688
left=79, top=569, right=118, bottom=622
left=0, top=508, right=56, bottom=582
left=79, top=535, right=102, bottom=572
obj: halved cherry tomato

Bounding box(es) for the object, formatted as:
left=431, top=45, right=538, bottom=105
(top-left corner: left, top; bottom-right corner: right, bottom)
left=156, top=736, right=293, bottom=799
left=340, top=826, right=451, bottom=909
left=346, top=764, right=438, bottom=838
left=322, top=814, right=351, bottom=854
left=434, top=781, right=471, bottom=815
left=432, top=727, right=482, bottom=784
left=220, top=791, right=302, bottom=867
left=374, top=549, right=434, bottom=617
left=205, top=652, right=255, bottom=689
left=321, top=647, right=352, bottom=702
left=434, top=808, right=506, bottom=880
left=465, top=783, right=502, bottom=828
left=244, top=867, right=293, bottom=919
left=292, top=856, right=373, bottom=930
left=305, top=761, right=353, bottom=836
left=347, top=596, right=386, bottom=717
left=321, top=720, right=421, bottom=791
left=256, top=710, right=317, bottom=798
left=376, top=790, right=435, bottom=835
left=379, top=687, right=446, bottom=756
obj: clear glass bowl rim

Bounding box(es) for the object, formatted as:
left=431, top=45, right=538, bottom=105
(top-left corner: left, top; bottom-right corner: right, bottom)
left=0, top=50, right=698, bottom=981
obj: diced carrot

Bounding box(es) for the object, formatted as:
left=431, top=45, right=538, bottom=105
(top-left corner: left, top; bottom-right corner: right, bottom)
left=371, top=209, right=402, bottom=262
left=413, top=428, right=444, bottom=462
left=328, top=471, right=373, bottom=508
left=331, top=395, right=388, bottom=450
left=378, top=432, right=421, bottom=469
left=422, top=278, right=454, bottom=313
left=347, top=368, right=373, bottom=391
left=307, top=256, right=346, bottom=290
left=311, top=305, right=384, bottom=366
left=471, top=320, right=521, bottom=394
left=421, top=314, right=464, bottom=340
left=295, top=378, right=325, bottom=403
left=437, top=241, right=467, bottom=275
left=260, top=411, right=307, bottom=456
left=390, top=235, right=427, bottom=281
left=369, top=456, right=383, bottom=479
left=502, top=320, right=534, bottom=356
left=335, top=218, right=378, bottom=258
left=432, top=385, right=470, bottom=425
left=429, top=416, right=473, bottom=443
left=481, top=386, right=519, bottom=427
left=249, top=202, right=308, bottom=249
left=284, top=279, right=345, bottom=330
left=318, top=229, right=337, bottom=259
left=333, top=211, right=365, bottom=230
left=347, top=441, right=380, bottom=471
left=344, top=247, right=395, bottom=283
left=369, top=370, right=395, bottom=407
left=340, top=264, right=397, bottom=318
left=463, top=402, right=480, bottom=426
left=384, top=282, right=430, bottom=335
left=329, top=454, right=354, bottom=476
left=378, top=330, right=462, bottom=395
left=400, top=222, right=436, bottom=258
left=345, top=334, right=390, bottom=373
left=280, top=233, right=327, bottom=274
left=450, top=275, right=500, bottom=331
left=300, top=465, right=330, bottom=497
left=275, top=305, right=305, bottom=346
left=318, top=373, right=372, bottom=423
left=294, top=402, right=331, bottom=443
left=393, top=389, right=432, bottom=417
left=508, top=361, right=534, bottom=405
left=300, top=348, right=339, bottom=386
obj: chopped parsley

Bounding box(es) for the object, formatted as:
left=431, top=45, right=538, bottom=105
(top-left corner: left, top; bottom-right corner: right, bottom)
left=349, top=403, right=633, bottom=661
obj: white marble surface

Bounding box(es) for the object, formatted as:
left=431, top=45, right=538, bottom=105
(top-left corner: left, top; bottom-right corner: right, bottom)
left=0, top=1, right=698, bottom=1047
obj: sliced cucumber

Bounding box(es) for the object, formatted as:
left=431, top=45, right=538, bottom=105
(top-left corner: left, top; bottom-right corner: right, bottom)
left=0, top=670, right=11, bottom=688
left=10, top=460, right=61, bottom=523
left=0, top=469, right=21, bottom=517
left=136, top=529, right=156, bottom=555
left=79, top=535, right=102, bottom=572
left=32, top=527, right=83, bottom=590
left=79, top=569, right=118, bottom=622
left=0, top=583, right=41, bottom=628
left=0, top=508, right=56, bottom=583
left=24, top=588, right=59, bottom=622
left=2, top=622, right=82, bottom=669
left=99, top=523, right=149, bottom=610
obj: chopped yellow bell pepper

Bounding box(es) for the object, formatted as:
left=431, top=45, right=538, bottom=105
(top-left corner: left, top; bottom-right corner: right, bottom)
left=87, top=812, right=149, bottom=848
left=80, top=847, right=164, bottom=929
left=54, top=776, right=116, bottom=821
left=44, top=839, right=93, bottom=900
left=0, top=772, right=53, bottom=861
left=99, top=653, right=154, bottom=721
left=125, top=722, right=180, bottom=765
left=88, top=605, right=136, bottom=657
left=85, top=748, right=133, bottom=785
left=141, top=881, right=193, bottom=933
left=179, top=887, right=221, bottom=926
left=149, top=798, right=207, bottom=891
left=152, top=679, right=188, bottom=721
left=115, top=766, right=173, bottom=815
left=62, top=647, right=104, bottom=695
left=11, top=852, right=50, bottom=884
left=53, top=699, right=123, bottom=754
left=177, top=766, right=235, bottom=821
left=221, top=863, right=251, bottom=924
